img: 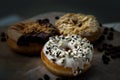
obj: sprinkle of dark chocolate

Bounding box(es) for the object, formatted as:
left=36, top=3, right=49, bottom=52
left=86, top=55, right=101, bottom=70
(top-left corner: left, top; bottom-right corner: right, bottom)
left=43, top=74, right=50, bottom=80
left=51, top=58, right=56, bottom=62
left=56, top=53, right=60, bottom=57
left=47, top=47, right=50, bottom=50
left=61, top=59, right=65, bottom=64
left=46, top=51, right=49, bottom=54
left=55, top=16, right=60, bottom=20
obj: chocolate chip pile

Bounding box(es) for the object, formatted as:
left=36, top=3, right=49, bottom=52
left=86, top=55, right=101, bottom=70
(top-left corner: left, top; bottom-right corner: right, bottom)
left=95, top=27, right=120, bottom=64
left=101, top=43, right=120, bottom=64
left=0, top=32, right=7, bottom=42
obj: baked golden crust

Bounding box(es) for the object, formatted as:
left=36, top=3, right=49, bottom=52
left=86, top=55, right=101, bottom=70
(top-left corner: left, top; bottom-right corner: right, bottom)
left=55, top=13, right=102, bottom=42
left=41, top=49, right=93, bottom=77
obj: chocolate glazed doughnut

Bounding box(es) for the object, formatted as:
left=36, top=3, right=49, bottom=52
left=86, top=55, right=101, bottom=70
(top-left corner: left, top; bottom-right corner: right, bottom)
left=7, top=19, right=60, bottom=56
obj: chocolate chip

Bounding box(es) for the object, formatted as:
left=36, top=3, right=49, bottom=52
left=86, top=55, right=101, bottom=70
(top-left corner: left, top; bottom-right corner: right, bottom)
left=43, top=74, right=50, bottom=80
left=38, top=77, right=43, bottom=80
left=99, top=23, right=102, bottom=27
left=102, top=54, right=110, bottom=64
left=96, top=35, right=105, bottom=43
left=110, top=28, right=114, bottom=31
left=37, top=19, right=49, bottom=24
left=104, top=27, right=109, bottom=32
left=100, top=35, right=105, bottom=40
left=55, top=16, right=59, bottom=20
left=0, top=32, right=6, bottom=37
left=1, top=37, right=6, bottom=42
left=43, top=19, right=49, bottom=23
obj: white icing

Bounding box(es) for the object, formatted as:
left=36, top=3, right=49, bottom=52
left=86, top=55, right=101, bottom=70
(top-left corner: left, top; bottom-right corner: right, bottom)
left=43, top=34, right=93, bottom=76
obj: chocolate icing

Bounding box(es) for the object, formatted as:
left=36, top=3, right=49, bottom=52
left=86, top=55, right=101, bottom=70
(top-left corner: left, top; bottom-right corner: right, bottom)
left=17, top=19, right=60, bottom=46
left=17, top=29, right=59, bottom=46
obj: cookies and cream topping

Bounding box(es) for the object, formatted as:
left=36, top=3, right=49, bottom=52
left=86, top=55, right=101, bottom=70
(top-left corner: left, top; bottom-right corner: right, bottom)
left=43, top=34, right=93, bottom=76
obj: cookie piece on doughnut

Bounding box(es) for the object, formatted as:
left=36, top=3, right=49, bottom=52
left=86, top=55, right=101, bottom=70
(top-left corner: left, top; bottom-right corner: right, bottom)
left=41, top=34, right=93, bottom=76
left=55, top=13, right=102, bottom=42
left=7, top=19, right=59, bottom=55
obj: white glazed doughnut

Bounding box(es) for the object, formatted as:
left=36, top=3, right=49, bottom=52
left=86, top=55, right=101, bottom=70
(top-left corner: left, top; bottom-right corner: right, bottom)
left=41, top=34, right=93, bottom=76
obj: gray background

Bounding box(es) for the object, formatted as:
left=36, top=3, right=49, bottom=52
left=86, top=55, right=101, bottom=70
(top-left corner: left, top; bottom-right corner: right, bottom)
left=0, top=0, right=120, bottom=23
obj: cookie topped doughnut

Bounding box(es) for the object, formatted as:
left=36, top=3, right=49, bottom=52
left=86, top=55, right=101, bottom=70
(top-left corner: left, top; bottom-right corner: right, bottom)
left=41, top=34, right=93, bottom=76
left=7, top=19, right=59, bottom=55
left=55, top=13, right=102, bottom=42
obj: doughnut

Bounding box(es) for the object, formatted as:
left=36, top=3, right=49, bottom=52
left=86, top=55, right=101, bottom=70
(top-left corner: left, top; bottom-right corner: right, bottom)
left=55, top=13, right=102, bottom=42
left=7, top=19, right=59, bottom=55
left=41, top=34, right=93, bottom=76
